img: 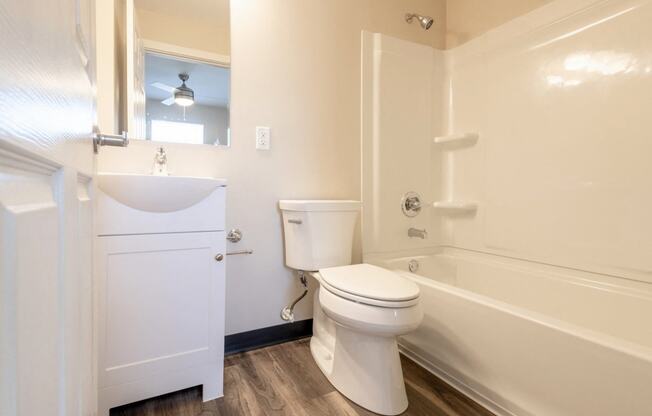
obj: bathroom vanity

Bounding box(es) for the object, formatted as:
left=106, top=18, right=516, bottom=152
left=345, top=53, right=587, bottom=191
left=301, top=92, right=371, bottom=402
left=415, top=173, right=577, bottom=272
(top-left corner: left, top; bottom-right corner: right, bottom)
left=95, top=173, right=227, bottom=415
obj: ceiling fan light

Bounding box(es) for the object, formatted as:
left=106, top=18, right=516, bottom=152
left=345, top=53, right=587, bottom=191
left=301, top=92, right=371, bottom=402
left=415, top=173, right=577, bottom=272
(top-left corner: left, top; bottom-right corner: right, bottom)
left=174, top=96, right=194, bottom=107
left=174, top=85, right=194, bottom=107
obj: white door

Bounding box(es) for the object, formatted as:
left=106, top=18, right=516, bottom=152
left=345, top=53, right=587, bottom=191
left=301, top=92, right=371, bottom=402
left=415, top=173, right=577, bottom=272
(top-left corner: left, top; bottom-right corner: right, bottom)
left=0, top=0, right=96, bottom=415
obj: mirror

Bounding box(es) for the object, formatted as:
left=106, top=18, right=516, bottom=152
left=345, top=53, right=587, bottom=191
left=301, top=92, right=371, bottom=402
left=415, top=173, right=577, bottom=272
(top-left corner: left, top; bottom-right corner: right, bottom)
left=126, top=0, right=231, bottom=146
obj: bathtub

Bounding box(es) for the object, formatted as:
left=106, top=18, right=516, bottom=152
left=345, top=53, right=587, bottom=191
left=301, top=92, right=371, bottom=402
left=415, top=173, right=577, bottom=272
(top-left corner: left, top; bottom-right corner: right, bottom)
left=377, top=251, right=652, bottom=416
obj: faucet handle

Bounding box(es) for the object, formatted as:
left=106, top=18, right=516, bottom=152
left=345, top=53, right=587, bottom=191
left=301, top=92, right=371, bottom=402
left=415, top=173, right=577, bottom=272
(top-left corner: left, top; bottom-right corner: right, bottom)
left=155, top=147, right=167, bottom=162
left=152, top=147, right=169, bottom=176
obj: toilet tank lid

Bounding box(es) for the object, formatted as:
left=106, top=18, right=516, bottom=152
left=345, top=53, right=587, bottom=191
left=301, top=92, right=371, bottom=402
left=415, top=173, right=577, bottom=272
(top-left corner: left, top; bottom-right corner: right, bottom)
left=319, top=264, right=420, bottom=302
left=279, top=200, right=360, bottom=212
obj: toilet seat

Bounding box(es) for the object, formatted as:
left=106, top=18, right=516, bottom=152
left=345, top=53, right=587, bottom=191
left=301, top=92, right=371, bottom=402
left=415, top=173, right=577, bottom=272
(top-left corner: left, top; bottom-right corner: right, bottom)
left=318, top=264, right=420, bottom=308
left=318, top=284, right=423, bottom=336
left=320, top=279, right=419, bottom=308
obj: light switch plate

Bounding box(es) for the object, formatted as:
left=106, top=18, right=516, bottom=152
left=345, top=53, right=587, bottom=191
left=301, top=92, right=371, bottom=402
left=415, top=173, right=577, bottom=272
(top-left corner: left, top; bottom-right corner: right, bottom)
left=256, top=126, right=271, bottom=150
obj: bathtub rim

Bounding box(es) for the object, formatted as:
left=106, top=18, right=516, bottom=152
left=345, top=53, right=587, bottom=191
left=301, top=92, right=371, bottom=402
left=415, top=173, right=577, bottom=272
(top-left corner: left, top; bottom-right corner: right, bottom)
left=392, top=266, right=652, bottom=364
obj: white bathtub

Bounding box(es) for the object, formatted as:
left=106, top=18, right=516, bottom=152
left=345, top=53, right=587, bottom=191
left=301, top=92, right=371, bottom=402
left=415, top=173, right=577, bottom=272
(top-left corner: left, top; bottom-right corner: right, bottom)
left=378, top=251, right=652, bottom=416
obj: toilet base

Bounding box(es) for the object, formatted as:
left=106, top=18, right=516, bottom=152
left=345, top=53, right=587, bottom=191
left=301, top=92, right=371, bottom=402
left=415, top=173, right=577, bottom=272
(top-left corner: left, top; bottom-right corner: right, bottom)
left=310, top=290, right=408, bottom=415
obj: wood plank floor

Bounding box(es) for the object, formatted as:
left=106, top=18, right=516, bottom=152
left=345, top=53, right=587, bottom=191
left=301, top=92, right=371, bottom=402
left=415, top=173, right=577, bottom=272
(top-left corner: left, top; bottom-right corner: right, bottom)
left=111, top=338, right=494, bottom=416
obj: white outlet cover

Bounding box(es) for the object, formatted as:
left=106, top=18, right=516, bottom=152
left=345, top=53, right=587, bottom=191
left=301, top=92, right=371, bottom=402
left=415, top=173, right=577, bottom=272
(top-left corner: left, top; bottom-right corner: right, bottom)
left=256, top=126, right=271, bottom=150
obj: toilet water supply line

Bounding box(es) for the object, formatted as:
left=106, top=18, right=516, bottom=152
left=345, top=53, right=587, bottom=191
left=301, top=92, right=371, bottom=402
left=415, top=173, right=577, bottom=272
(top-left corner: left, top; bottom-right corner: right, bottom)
left=281, top=270, right=308, bottom=322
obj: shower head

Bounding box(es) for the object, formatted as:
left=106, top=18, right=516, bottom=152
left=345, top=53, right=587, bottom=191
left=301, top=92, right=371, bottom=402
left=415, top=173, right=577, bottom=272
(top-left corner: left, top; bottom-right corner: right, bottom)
left=405, top=13, right=434, bottom=30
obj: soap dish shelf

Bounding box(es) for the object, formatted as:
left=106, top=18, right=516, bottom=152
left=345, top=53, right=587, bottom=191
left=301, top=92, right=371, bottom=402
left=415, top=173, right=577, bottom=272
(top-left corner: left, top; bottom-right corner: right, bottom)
left=433, top=132, right=479, bottom=146
left=433, top=201, right=478, bottom=213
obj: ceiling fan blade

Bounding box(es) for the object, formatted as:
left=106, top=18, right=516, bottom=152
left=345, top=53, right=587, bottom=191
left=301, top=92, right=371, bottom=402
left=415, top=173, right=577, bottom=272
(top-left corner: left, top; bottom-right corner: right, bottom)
left=151, top=82, right=177, bottom=93
left=161, top=96, right=176, bottom=106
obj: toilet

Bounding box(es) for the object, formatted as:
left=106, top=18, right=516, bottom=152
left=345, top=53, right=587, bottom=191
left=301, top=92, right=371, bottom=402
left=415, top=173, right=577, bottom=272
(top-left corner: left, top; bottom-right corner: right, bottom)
left=279, top=200, right=423, bottom=415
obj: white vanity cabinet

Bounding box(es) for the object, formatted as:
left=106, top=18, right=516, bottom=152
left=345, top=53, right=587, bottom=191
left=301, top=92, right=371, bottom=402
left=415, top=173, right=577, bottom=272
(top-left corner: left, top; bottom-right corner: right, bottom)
left=95, top=175, right=226, bottom=415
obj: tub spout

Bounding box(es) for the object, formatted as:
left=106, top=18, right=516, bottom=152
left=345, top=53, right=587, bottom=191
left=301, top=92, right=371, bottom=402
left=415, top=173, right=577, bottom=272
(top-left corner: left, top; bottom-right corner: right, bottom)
left=408, top=227, right=427, bottom=239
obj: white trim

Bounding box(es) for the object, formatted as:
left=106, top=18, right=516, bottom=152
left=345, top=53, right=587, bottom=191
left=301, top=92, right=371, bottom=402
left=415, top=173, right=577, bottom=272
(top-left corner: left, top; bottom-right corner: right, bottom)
left=0, top=140, right=61, bottom=176
left=141, top=39, right=230, bottom=67
left=126, top=0, right=136, bottom=136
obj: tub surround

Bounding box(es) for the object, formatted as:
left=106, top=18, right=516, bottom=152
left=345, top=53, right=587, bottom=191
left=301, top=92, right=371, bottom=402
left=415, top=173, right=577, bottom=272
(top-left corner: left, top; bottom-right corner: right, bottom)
left=446, top=0, right=554, bottom=47
left=362, top=0, right=652, bottom=414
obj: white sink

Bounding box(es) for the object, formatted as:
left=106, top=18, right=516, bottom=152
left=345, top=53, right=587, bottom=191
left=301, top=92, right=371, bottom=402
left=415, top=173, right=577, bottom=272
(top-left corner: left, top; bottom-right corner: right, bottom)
left=97, top=173, right=226, bottom=213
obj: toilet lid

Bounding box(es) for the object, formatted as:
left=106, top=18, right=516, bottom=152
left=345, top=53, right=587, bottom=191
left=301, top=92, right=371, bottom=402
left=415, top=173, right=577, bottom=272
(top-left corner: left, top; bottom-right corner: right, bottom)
left=319, top=264, right=420, bottom=302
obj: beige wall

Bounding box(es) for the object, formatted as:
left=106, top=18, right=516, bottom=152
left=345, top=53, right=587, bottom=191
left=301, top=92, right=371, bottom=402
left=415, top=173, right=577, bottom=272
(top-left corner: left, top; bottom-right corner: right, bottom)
left=136, top=8, right=230, bottom=56
left=227, top=0, right=444, bottom=333
left=99, top=0, right=446, bottom=335
left=446, top=0, right=554, bottom=48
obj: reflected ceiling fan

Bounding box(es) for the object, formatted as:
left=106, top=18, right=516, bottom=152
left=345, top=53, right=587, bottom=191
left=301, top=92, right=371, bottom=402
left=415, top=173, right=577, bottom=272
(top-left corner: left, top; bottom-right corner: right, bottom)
left=151, top=73, right=195, bottom=107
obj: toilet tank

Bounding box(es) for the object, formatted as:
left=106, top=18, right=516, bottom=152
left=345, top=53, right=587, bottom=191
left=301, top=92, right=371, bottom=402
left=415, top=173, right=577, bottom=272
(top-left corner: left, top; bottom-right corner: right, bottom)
left=279, top=200, right=360, bottom=271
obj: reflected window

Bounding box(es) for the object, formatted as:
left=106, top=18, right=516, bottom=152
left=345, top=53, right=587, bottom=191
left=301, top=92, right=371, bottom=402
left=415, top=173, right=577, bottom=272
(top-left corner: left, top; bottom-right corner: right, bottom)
left=150, top=120, right=205, bottom=145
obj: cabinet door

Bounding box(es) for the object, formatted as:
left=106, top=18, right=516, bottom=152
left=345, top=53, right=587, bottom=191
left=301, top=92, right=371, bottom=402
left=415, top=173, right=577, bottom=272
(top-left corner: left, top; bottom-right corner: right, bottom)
left=97, top=231, right=225, bottom=388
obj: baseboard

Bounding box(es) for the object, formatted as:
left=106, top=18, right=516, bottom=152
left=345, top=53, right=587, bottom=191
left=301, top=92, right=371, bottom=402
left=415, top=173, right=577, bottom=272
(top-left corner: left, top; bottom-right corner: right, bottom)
left=398, top=345, right=518, bottom=416
left=225, top=319, right=313, bottom=355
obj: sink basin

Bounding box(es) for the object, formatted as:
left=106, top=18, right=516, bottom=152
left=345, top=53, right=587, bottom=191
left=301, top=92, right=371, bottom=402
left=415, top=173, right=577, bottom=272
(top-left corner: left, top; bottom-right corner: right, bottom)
left=97, top=173, right=226, bottom=213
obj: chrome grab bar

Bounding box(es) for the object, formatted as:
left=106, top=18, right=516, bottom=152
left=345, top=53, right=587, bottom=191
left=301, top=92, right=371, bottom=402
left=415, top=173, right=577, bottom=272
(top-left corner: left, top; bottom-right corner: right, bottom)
left=226, top=249, right=253, bottom=256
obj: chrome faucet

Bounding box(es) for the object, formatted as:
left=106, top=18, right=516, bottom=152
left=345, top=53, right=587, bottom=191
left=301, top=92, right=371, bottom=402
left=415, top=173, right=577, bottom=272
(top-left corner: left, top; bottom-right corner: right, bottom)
left=152, top=147, right=168, bottom=176
left=408, top=227, right=427, bottom=239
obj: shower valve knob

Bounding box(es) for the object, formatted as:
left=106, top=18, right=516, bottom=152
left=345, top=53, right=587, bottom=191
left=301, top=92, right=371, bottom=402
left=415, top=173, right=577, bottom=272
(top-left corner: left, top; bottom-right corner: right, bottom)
left=406, top=198, right=421, bottom=210
left=402, top=192, right=422, bottom=217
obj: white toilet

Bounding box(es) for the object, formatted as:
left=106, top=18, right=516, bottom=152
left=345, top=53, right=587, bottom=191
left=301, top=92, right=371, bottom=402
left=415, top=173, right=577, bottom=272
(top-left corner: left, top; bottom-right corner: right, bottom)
left=279, top=200, right=423, bottom=415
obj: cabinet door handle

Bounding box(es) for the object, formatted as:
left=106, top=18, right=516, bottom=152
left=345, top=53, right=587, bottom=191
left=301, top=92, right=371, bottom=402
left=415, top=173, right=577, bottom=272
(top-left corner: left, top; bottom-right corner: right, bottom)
left=214, top=253, right=224, bottom=262
left=288, top=219, right=302, bottom=224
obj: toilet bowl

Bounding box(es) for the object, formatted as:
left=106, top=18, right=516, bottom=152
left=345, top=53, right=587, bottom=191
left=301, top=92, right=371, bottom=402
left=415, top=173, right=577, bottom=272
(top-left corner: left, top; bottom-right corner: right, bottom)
left=279, top=200, right=423, bottom=415
left=311, top=265, right=422, bottom=415
left=317, top=271, right=422, bottom=337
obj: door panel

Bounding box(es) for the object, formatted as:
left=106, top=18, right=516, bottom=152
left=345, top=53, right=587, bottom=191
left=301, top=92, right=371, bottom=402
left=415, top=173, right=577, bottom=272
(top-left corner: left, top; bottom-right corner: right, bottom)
left=0, top=0, right=96, bottom=415
left=0, top=148, right=95, bottom=416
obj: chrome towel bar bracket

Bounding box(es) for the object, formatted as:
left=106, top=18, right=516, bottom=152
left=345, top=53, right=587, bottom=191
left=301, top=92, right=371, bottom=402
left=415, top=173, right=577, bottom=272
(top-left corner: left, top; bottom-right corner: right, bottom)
left=226, top=249, right=253, bottom=256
